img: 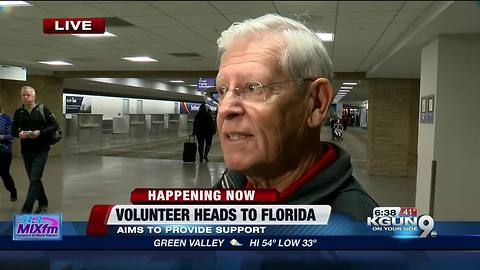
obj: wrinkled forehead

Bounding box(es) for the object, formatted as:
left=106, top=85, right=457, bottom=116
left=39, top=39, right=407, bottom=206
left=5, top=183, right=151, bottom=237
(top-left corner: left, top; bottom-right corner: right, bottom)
left=21, top=88, right=35, bottom=95
left=218, top=32, right=287, bottom=80
left=220, top=32, right=285, bottom=64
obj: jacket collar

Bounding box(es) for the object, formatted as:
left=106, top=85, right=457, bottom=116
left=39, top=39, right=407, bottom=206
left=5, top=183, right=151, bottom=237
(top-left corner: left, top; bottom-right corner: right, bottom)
left=221, top=143, right=354, bottom=204
left=21, top=103, right=39, bottom=113
left=282, top=143, right=353, bottom=204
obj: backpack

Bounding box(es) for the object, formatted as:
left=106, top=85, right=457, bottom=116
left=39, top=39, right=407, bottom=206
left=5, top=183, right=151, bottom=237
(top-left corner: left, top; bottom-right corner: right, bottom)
left=38, top=104, right=62, bottom=145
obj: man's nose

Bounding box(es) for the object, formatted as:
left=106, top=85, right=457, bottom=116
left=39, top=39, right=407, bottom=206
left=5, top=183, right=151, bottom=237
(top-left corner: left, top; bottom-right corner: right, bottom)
left=218, top=90, right=244, bottom=120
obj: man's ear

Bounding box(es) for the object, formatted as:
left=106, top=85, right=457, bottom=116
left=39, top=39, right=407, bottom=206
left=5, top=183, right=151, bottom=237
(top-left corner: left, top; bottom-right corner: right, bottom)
left=307, top=78, right=333, bottom=128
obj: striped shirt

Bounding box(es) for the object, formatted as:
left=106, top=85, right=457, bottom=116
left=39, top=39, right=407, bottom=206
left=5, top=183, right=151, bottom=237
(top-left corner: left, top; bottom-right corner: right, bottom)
left=0, top=113, right=13, bottom=153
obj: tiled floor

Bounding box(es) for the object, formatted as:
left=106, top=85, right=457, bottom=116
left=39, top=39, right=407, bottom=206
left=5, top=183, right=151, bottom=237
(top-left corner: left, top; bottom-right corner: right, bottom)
left=0, top=126, right=416, bottom=221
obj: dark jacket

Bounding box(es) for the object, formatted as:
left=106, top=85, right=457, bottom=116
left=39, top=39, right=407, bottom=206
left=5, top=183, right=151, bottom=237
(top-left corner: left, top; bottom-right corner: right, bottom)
left=193, top=110, right=216, bottom=136
left=11, top=104, right=59, bottom=154
left=213, top=143, right=378, bottom=220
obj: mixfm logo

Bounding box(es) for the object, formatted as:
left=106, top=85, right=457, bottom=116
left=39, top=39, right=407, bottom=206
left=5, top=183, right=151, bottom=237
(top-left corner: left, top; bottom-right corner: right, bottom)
left=43, top=18, right=105, bottom=34
left=13, top=214, right=62, bottom=241
left=366, top=207, right=436, bottom=238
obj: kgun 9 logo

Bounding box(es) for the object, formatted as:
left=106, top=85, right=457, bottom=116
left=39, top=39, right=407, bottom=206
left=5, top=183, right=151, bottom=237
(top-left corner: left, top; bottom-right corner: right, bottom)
left=367, top=215, right=435, bottom=238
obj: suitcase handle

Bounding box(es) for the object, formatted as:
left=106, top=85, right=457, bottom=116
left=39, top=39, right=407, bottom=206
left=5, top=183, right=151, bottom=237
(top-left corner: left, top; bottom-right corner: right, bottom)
left=186, top=135, right=196, bottom=143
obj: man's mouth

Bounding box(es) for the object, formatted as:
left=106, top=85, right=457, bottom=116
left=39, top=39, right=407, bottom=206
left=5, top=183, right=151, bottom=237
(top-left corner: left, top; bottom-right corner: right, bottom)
left=225, top=133, right=252, bottom=141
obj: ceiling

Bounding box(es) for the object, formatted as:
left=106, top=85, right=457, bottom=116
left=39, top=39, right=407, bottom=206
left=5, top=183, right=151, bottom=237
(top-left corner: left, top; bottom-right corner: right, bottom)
left=0, top=1, right=479, bottom=103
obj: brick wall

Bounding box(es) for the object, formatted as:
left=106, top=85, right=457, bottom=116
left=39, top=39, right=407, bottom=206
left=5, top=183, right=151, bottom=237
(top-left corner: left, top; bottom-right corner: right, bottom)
left=0, top=79, right=24, bottom=116
left=367, top=79, right=419, bottom=176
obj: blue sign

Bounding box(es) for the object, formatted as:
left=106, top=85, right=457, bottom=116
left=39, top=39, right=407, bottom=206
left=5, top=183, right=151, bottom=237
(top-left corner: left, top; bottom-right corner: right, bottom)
left=180, top=102, right=216, bottom=114
left=197, top=78, right=215, bottom=92
left=180, top=102, right=202, bottom=114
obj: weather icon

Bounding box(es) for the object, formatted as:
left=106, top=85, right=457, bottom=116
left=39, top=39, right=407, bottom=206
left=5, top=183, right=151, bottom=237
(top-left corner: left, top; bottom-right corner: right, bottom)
left=230, top=239, right=243, bottom=246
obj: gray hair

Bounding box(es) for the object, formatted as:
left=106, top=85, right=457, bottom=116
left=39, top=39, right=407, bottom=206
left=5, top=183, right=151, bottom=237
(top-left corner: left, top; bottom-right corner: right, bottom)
left=217, top=13, right=333, bottom=82
left=21, top=86, right=36, bottom=96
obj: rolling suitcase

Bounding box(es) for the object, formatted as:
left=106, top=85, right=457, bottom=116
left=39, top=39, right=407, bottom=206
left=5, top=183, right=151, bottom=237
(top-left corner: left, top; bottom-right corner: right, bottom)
left=183, top=135, right=197, bottom=162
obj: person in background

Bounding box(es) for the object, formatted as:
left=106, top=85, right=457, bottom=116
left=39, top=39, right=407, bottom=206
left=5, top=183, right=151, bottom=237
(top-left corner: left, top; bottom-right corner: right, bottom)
left=329, top=114, right=337, bottom=141
left=210, top=14, right=377, bottom=220
left=11, top=86, right=59, bottom=214
left=0, top=104, right=17, bottom=202
left=342, top=113, right=348, bottom=131
left=192, top=104, right=216, bottom=162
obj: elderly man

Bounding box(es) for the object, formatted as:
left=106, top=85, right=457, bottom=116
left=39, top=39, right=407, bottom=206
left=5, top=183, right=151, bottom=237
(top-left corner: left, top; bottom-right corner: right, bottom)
left=209, top=14, right=377, bottom=220
left=12, top=86, right=59, bottom=214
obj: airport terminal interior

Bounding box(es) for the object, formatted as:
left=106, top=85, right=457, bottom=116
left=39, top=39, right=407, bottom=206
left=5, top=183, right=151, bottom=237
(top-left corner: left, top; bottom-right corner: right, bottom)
left=0, top=1, right=479, bottom=221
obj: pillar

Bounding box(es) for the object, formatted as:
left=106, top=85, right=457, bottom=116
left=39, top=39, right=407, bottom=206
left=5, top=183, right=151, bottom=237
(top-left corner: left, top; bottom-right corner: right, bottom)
left=1, top=79, right=26, bottom=157
left=367, top=78, right=420, bottom=176
left=335, top=102, right=343, bottom=118
left=416, top=34, right=480, bottom=220
left=0, top=79, right=24, bottom=117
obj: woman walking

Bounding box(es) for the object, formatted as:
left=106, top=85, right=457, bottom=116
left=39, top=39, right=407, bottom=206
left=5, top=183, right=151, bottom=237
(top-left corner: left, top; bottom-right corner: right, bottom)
left=0, top=104, right=17, bottom=201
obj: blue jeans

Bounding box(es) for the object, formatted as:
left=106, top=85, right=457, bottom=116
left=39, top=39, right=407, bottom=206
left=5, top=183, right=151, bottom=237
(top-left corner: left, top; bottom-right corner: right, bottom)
left=21, top=151, right=49, bottom=213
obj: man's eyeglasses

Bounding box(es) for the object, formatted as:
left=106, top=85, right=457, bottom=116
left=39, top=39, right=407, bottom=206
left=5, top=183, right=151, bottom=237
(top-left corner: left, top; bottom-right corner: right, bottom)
left=203, top=79, right=313, bottom=107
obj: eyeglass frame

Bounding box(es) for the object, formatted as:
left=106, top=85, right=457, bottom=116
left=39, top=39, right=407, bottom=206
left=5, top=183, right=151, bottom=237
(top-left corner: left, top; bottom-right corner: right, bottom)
left=203, top=78, right=315, bottom=107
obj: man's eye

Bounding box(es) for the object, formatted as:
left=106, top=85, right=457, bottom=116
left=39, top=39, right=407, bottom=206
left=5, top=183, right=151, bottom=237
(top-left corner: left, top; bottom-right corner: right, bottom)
left=246, top=83, right=260, bottom=92
left=218, top=86, right=228, bottom=95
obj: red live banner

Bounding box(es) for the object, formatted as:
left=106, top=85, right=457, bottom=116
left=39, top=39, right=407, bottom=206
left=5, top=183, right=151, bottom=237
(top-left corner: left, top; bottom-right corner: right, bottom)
left=43, top=18, right=105, bottom=34
left=131, top=188, right=279, bottom=204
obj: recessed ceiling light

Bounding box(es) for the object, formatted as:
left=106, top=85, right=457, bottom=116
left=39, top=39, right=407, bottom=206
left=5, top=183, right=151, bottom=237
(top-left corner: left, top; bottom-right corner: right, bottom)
left=0, top=1, right=32, bottom=7
left=38, top=60, right=73, bottom=66
left=72, top=31, right=116, bottom=38
left=169, top=80, right=185, bottom=83
left=189, top=84, right=197, bottom=87
left=122, top=56, right=157, bottom=62
left=342, top=82, right=358, bottom=86
left=316, top=32, right=334, bottom=42
left=340, top=86, right=353, bottom=89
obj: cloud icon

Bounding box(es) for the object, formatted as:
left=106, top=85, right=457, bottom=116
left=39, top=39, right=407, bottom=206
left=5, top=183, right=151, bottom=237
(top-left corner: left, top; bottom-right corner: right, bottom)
left=230, top=239, right=243, bottom=246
